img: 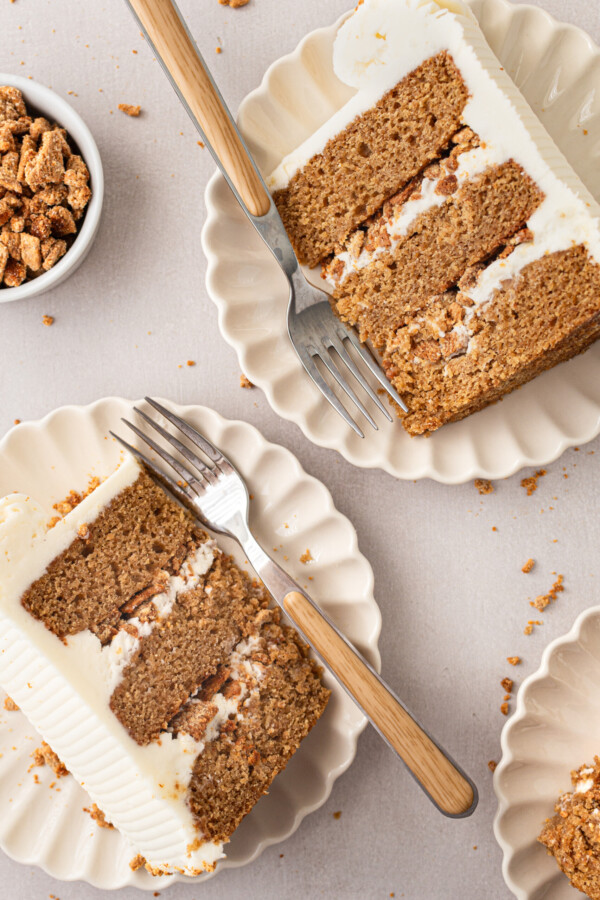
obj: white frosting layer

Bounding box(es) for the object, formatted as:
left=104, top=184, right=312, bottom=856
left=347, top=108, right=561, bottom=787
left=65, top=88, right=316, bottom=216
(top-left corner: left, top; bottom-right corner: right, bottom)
left=0, top=456, right=250, bottom=875
left=270, top=0, right=600, bottom=315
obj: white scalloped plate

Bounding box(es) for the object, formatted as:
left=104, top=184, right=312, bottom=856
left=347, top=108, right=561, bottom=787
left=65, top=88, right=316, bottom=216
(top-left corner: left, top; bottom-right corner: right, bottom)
left=494, top=606, right=600, bottom=899
left=202, top=0, right=600, bottom=483
left=0, top=398, right=381, bottom=890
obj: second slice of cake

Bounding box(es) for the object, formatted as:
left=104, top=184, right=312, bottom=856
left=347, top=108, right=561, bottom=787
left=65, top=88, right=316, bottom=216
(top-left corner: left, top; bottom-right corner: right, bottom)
left=0, top=453, right=329, bottom=875
left=269, top=0, right=600, bottom=435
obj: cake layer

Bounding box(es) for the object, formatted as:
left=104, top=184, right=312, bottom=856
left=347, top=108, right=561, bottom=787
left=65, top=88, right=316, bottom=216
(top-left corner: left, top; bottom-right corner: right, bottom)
left=110, top=553, right=266, bottom=745
left=332, top=159, right=544, bottom=347
left=188, top=612, right=328, bottom=843
left=272, top=51, right=468, bottom=267
left=21, top=472, right=202, bottom=640
left=383, top=245, right=600, bottom=434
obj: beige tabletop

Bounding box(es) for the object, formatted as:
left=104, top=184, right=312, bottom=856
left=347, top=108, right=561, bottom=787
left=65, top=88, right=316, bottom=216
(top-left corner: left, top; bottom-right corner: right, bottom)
left=1, top=0, right=600, bottom=897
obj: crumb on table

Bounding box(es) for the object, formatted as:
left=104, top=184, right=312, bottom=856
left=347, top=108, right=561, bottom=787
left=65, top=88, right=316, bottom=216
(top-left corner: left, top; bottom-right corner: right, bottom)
left=474, top=478, right=494, bottom=495
left=521, top=469, right=547, bottom=496
left=488, top=760, right=497, bottom=772
left=500, top=702, right=509, bottom=715
left=507, top=656, right=521, bottom=666
left=118, top=103, right=141, bottom=117
left=240, top=374, right=254, bottom=389
left=521, top=558, right=535, bottom=573
left=42, top=314, right=54, bottom=326
left=219, top=0, right=250, bottom=6
left=501, top=677, right=513, bottom=693
left=530, top=574, right=564, bottom=612
left=333, top=810, right=342, bottom=820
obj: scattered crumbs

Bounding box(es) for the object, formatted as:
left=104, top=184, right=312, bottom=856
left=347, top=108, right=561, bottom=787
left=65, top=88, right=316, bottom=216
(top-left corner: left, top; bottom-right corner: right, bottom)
left=118, top=103, right=141, bottom=117
left=522, top=558, right=535, bottom=574
left=153, top=894, right=160, bottom=898
left=500, top=702, right=509, bottom=715
left=507, top=656, right=521, bottom=665
left=530, top=574, right=564, bottom=612
left=50, top=476, right=101, bottom=522
left=524, top=619, right=543, bottom=635
left=501, top=677, right=513, bottom=693
left=333, top=810, right=342, bottom=820
left=197, top=140, right=205, bottom=147
left=31, top=741, right=69, bottom=777
left=83, top=803, right=114, bottom=829
left=474, top=478, right=494, bottom=495
left=3, top=696, right=19, bottom=711
left=129, top=854, right=146, bottom=872
left=132, top=49, right=138, bottom=54
left=13, top=418, right=20, bottom=425
left=503, top=693, right=510, bottom=701
left=216, top=46, right=222, bottom=53
left=300, top=548, right=313, bottom=564
left=219, top=0, right=250, bottom=6
left=491, top=526, right=497, bottom=532
left=473, top=846, right=478, bottom=851
left=279, top=854, right=284, bottom=859
left=488, top=760, right=497, bottom=772
left=186, top=360, right=196, bottom=367
left=240, top=373, right=254, bottom=389
left=521, top=469, right=547, bottom=496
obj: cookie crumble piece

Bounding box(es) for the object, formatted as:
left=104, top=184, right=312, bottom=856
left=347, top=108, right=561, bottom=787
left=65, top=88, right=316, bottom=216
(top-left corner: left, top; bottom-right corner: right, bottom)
left=474, top=478, right=494, bottom=495
left=118, top=103, right=141, bottom=117
left=240, top=374, right=254, bottom=389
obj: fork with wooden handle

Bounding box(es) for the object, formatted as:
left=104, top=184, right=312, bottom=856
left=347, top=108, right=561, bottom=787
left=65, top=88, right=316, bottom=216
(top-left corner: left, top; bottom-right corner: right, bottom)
left=123, top=0, right=409, bottom=438
left=113, top=399, right=478, bottom=818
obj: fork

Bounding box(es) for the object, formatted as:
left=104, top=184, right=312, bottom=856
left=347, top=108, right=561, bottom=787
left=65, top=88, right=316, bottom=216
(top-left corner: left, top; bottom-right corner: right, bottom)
left=124, top=0, right=409, bottom=438
left=111, top=399, right=477, bottom=819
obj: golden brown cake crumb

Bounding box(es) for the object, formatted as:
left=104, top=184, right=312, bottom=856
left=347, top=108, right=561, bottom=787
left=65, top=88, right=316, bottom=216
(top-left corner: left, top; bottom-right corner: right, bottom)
left=240, top=374, right=254, bottom=389
left=118, top=103, right=141, bottom=117
left=219, top=0, right=249, bottom=6
left=300, top=549, right=313, bottom=564
left=521, top=469, right=547, bottom=496
left=83, top=803, right=114, bottom=829
left=500, top=702, right=509, bottom=715
left=3, top=696, right=19, bottom=711
left=507, top=656, right=521, bottom=666
left=488, top=760, right=497, bottom=772
left=42, top=314, right=54, bottom=326
left=539, top=757, right=600, bottom=899
left=522, top=558, right=535, bottom=573
left=530, top=574, right=564, bottom=612
left=129, top=854, right=146, bottom=872
left=474, top=478, right=494, bottom=495
left=333, top=810, right=342, bottom=820
left=31, top=741, right=68, bottom=777
left=501, top=677, right=513, bottom=693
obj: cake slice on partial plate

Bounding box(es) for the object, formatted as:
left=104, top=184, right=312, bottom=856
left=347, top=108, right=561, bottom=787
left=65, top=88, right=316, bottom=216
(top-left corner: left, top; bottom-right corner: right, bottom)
left=0, top=453, right=329, bottom=876
left=269, top=0, right=600, bottom=435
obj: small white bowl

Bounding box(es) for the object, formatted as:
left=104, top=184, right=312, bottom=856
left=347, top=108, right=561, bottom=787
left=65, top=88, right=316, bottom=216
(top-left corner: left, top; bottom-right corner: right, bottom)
left=0, top=74, right=104, bottom=303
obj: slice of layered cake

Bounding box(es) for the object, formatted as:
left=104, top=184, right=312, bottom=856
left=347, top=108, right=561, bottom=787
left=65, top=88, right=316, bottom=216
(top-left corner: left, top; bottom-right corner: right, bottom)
left=539, top=758, right=600, bottom=899
left=269, top=0, right=600, bottom=435
left=0, top=454, right=329, bottom=875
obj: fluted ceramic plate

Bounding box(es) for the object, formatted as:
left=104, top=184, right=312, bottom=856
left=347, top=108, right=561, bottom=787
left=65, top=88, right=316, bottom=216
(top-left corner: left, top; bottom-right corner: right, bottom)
left=202, top=0, right=600, bottom=483
left=0, top=398, right=381, bottom=890
left=494, top=606, right=600, bottom=899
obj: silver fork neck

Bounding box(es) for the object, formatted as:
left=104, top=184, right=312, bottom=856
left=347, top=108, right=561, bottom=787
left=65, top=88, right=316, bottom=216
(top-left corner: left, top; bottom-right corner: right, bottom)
left=224, top=514, right=299, bottom=603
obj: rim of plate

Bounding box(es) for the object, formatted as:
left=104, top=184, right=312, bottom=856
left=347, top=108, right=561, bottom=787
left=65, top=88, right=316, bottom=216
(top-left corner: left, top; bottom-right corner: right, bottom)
left=493, top=604, right=600, bottom=900
left=202, top=0, right=600, bottom=484
left=0, top=397, right=381, bottom=890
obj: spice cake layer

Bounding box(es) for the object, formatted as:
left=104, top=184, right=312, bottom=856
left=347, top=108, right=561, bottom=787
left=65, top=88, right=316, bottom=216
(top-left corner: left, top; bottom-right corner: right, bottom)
left=269, top=0, right=600, bottom=435
left=0, top=455, right=329, bottom=875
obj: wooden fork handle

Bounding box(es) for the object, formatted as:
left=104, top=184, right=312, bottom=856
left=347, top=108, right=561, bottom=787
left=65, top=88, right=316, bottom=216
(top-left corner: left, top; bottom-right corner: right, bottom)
left=127, top=0, right=271, bottom=216
left=283, top=590, right=476, bottom=817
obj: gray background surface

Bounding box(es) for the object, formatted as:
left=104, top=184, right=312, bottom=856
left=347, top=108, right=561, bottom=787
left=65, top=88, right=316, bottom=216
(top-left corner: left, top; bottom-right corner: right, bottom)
left=1, top=0, right=599, bottom=897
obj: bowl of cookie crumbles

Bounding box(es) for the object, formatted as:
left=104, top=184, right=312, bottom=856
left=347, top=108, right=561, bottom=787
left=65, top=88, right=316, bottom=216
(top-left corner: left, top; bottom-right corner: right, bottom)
left=0, top=74, right=103, bottom=302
